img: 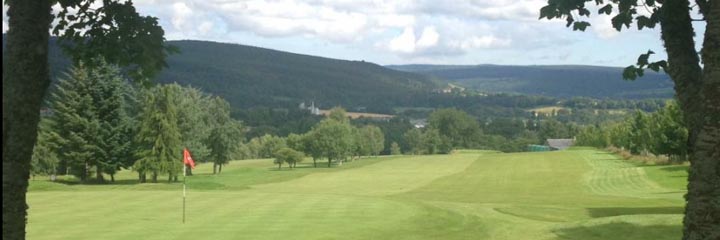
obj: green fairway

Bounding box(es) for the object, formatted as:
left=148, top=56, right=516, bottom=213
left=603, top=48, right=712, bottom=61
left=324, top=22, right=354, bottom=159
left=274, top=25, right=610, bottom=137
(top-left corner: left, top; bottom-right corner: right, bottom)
left=27, top=149, right=688, bottom=240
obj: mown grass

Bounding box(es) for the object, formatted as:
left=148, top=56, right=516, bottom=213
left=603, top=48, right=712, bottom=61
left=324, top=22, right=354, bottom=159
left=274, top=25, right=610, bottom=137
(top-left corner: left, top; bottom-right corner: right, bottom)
left=27, top=149, right=687, bottom=240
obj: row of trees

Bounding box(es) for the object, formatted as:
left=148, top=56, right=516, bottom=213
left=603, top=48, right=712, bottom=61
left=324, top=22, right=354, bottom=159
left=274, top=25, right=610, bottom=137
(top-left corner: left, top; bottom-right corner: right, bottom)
left=32, top=61, right=243, bottom=182
left=237, top=108, right=386, bottom=169
left=576, top=101, right=688, bottom=162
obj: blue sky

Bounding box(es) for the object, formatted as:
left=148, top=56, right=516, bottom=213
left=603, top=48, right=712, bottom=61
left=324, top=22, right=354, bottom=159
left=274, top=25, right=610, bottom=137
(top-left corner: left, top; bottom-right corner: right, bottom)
left=2, top=0, right=706, bottom=67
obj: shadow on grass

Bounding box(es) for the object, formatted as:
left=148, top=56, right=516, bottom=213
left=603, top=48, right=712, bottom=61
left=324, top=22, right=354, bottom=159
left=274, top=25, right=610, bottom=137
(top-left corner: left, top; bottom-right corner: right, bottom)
left=655, top=165, right=688, bottom=172
left=587, top=207, right=684, bottom=218
left=52, top=178, right=187, bottom=186
left=53, top=178, right=144, bottom=185
left=553, top=222, right=681, bottom=240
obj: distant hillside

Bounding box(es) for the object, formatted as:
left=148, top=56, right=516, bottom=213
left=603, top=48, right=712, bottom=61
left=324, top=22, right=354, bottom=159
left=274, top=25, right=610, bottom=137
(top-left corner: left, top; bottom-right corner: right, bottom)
left=157, top=41, right=440, bottom=109
left=4, top=35, right=440, bottom=110
left=387, top=64, right=674, bottom=99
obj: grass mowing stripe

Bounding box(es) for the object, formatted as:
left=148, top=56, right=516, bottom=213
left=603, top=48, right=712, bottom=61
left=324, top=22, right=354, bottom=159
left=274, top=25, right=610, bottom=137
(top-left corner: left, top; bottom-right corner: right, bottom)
left=26, top=149, right=689, bottom=240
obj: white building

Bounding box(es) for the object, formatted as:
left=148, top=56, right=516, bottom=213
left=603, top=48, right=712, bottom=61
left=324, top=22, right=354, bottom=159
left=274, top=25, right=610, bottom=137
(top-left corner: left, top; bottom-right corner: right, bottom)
left=299, top=102, right=321, bottom=115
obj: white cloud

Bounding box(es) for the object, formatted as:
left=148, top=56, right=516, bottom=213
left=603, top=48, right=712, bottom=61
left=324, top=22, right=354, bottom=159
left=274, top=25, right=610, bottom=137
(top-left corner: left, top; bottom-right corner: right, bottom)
left=385, top=25, right=509, bottom=57
left=124, top=0, right=662, bottom=64
left=171, top=2, right=193, bottom=30
left=388, top=27, right=416, bottom=53
left=593, top=15, right=619, bottom=39
left=453, top=35, right=512, bottom=50
left=416, top=26, right=439, bottom=48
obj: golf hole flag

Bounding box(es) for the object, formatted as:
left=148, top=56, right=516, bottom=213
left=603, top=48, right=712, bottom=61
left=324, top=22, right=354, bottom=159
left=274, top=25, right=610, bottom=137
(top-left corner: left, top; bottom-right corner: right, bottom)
left=183, top=148, right=195, bottom=169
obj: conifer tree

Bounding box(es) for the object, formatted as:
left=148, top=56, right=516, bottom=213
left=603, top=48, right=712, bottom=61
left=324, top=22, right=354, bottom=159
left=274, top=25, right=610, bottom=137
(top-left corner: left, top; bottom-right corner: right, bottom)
left=47, top=60, right=134, bottom=182
left=134, top=86, right=182, bottom=183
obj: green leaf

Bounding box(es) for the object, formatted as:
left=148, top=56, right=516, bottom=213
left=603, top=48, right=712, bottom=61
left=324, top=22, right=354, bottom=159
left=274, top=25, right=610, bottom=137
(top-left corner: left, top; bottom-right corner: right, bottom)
left=636, top=50, right=655, bottom=66
left=578, top=8, right=591, bottom=17
left=598, top=4, right=613, bottom=15
left=623, top=66, right=639, bottom=80
left=539, top=5, right=557, bottom=20
left=573, top=21, right=591, bottom=31
left=647, top=60, right=668, bottom=72
left=611, top=12, right=633, bottom=31
left=636, top=15, right=656, bottom=30
left=566, top=15, right=574, bottom=27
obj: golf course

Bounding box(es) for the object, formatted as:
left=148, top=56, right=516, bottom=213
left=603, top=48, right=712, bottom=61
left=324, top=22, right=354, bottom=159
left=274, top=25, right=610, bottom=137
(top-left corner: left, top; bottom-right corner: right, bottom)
left=26, top=148, right=688, bottom=240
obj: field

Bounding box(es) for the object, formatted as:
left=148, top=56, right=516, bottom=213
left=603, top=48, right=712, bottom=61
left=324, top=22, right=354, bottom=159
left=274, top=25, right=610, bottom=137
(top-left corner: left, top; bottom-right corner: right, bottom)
left=27, top=149, right=687, bottom=240
left=527, top=106, right=568, bottom=116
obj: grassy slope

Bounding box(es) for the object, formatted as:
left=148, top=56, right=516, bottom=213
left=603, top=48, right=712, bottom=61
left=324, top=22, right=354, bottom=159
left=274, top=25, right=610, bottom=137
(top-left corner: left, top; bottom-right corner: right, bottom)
left=27, top=149, right=687, bottom=240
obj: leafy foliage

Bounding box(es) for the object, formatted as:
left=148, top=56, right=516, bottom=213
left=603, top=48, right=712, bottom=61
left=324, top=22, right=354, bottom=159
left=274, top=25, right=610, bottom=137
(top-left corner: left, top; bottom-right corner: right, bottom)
left=427, top=108, right=482, bottom=149
left=273, top=147, right=305, bottom=169
left=52, top=0, right=177, bottom=82
left=206, top=97, right=244, bottom=174
left=304, top=116, right=355, bottom=167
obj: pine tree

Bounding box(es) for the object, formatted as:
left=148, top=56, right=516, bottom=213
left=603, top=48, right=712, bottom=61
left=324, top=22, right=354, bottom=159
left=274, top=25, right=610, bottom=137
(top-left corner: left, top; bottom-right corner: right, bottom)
left=135, top=86, right=182, bottom=183
left=47, top=60, right=134, bottom=182
left=48, top=63, right=100, bottom=181
left=172, top=84, right=214, bottom=175
left=87, top=61, right=134, bottom=182
left=31, top=121, right=59, bottom=181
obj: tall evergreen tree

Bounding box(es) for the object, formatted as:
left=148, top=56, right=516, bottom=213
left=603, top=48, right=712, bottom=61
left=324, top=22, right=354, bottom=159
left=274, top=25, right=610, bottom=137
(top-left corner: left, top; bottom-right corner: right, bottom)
left=48, top=64, right=98, bottom=181
left=87, top=61, right=134, bottom=182
left=31, top=121, right=59, bottom=181
left=173, top=85, right=213, bottom=164
left=47, top=60, right=134, bottom=182
left=134, top=86, right=182, bottom=183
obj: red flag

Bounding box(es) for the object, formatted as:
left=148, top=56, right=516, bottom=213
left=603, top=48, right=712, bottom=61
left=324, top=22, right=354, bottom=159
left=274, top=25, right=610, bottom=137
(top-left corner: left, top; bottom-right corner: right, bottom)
left=183, top=148, right=195, bottom=169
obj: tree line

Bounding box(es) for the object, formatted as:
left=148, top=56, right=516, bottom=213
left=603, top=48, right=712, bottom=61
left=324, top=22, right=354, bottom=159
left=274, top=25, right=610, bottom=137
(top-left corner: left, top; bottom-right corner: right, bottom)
left=575, top=101, right=688, bottom=162
left=32, top=60, right=242, bottom=182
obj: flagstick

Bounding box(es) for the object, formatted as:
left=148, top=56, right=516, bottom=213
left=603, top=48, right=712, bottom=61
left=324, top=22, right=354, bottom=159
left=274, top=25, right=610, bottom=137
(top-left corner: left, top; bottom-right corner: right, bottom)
left=183, top=163, right=186, bottom=224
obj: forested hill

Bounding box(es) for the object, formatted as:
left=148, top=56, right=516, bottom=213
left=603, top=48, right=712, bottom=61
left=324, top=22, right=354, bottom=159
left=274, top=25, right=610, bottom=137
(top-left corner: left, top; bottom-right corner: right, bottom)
left=4, top=35, right=440, bottom=110
left=387, top=64, right=674, bottom=99
left=157, top=41, right=440, bottom=108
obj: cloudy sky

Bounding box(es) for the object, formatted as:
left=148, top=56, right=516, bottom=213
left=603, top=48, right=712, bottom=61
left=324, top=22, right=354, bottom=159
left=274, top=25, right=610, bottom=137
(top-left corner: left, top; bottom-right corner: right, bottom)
left=2, top=0, right=706, bottom=66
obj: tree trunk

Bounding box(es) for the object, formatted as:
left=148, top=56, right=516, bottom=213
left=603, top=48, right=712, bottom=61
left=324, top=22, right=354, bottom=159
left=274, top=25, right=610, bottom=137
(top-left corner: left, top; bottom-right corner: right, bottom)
left=213, top=163, right=217, bottom=174
left=681, top=1, right=720, bottom=239
left=218, top=164, right=222, bottom=174
left=151, top=172, right=158, bottom=183
left=313, top=158, right=317, bottom=168
left=186, top=167, right=193, bottom=176
left=659, top=1, right=720, bottom=239
left=2, top=1, right=53, bottom=239
left=328, top=158, right=332, bottom=167
left=96, top=165, right=104, bottom=183
left=110, top=174, right=115, bottom=183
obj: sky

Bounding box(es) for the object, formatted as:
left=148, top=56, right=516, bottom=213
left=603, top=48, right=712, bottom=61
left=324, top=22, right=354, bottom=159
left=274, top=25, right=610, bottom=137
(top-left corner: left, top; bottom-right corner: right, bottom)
left=1, top=0, right=706, bottom=66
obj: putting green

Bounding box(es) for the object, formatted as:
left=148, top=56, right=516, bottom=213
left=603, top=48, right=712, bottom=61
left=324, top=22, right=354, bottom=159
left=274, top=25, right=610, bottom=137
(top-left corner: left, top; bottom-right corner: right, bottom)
left=27, top=149, right=687, bottom=240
